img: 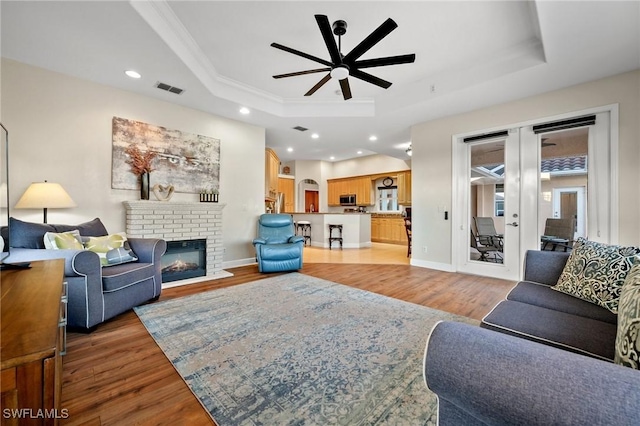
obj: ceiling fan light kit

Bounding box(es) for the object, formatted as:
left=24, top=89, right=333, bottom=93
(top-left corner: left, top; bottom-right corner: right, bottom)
left=271, top=15, right=416, bottom=100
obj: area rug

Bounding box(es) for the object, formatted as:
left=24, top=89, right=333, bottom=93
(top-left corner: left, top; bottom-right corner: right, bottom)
left=134, top=273, right=476, bottom=425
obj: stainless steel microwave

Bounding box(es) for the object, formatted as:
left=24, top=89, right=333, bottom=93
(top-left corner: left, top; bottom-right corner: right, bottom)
left=339, top=194, right=357, bottom=206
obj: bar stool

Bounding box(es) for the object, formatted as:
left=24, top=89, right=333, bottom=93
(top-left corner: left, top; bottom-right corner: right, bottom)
left=328, top=224, right=343, bottom=250
left=296, top=221, right=312, bottom=246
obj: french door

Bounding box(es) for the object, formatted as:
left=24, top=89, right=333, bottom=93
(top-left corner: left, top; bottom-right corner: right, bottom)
left=453, top=107, right=615, bottom=281
left=453, top=129, right=524, bottom=281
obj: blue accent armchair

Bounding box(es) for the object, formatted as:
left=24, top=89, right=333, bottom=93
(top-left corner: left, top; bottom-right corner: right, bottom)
left=252, top=214, right=304, bottom=273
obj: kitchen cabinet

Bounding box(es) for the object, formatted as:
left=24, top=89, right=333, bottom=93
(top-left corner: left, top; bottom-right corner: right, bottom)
left=354, top=176, right=373, bottom=205
left=327, top=176, right=373, bottom=206
left=397, top=171, right=412, bottom=205
left=370, top=215, right=408, bottom=245
left=277, top=176, right=295, bottom=213
left=265, top=148, right=280, bottom=201
left=328, top=179, right=349, bottom=206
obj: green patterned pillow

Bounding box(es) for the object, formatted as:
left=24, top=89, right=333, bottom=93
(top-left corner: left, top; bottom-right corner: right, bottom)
left=43, top=230, right=83, bottom=250
left=554, top=238, right=640, bottom=313
left=614, top=259, right=640, bottom=369
left=84, top=232, right=132, bottom=266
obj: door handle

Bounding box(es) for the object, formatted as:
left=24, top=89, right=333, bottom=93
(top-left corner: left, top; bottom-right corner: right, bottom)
left=506, top=222, right=519, bottom=227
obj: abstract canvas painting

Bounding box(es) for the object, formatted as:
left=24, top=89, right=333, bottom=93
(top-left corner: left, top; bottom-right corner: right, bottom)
left=111, top=117, right=220, bottom=193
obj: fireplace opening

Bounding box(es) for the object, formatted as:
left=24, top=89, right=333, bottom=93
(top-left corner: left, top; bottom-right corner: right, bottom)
left=162, top=239, right=206, bottom=283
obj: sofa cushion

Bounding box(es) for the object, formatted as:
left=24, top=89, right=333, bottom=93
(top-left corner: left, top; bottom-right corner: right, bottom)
left=9, top=217, right=56, bottom=249
left=53, top=217, right=108, bottom=237
left=482, top=300, right=617, bottom=361
left=101, top=262, right=155, bottom=292
left=554, top=238, right=640, bottom=314
left=615, top=259, right=640, bottom=369
left=508, top=281, right=618, bottom=325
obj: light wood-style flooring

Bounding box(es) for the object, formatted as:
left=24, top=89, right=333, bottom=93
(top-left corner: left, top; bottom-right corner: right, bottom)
left=60, top=244, right=514, bottom=425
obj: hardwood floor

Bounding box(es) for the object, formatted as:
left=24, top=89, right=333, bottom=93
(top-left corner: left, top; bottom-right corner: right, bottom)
left=60, top=246, right=514, bottom=425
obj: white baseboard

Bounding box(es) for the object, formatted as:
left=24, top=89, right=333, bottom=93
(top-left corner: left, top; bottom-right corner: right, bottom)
left=222, top=257, right=257, bottom=269
left=410, top=258, right=456, bottom=272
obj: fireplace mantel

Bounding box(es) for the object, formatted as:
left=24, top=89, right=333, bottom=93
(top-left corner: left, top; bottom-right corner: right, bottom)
left=123, top=201, right=229, bottom=285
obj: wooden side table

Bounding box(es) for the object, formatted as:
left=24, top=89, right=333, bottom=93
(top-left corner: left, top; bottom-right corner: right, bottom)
left=1, top=260, right=66, bottom=426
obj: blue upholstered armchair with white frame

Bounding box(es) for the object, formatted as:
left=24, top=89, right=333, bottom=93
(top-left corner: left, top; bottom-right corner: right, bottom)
left=252, top=214, right=304, bottom=273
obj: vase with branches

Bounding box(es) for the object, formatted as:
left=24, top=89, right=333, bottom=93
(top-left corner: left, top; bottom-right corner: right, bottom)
left=125, top=145, right=157, bottom=200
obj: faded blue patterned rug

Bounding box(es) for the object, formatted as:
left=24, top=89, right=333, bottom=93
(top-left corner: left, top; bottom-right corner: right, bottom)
left=135, top=273, right=476, bottom=425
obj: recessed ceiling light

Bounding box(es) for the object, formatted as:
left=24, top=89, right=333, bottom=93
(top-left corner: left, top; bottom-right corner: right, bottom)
left=239, top=107, right=250, bottom=115
left=369, top=135, right=377, bottom=141
left=287, top=147, right=293, bottom=152
left=125, top=70, right=141, bottom=79
left=330, top=156, right=335, bottom=160
left=311, top=133, right=319, bottom=139
left=357, top=150, right=363, bottom=155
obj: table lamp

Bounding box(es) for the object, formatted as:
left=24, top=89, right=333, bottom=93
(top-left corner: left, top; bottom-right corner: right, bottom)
left=15, top=180, right=76, bottom=223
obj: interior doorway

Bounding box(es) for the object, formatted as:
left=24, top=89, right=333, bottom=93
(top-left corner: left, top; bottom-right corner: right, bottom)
left=552, top=186, right=586, bottom=239
left=305, top=190, right=319, bottom=212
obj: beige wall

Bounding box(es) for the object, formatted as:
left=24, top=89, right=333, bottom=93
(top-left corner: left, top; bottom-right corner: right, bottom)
left=1, top=59, right=266, bottom=266
left=411, top=69, right=640, bottom=267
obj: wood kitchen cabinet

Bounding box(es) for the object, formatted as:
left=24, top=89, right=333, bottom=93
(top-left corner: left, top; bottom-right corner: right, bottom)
left=371, top=215, right=408, bottom=245
left=265, top=148, right=280, bottom=201
left=277, top=176, right=295, bottom=213
left=327, top=176, right=373, bottom=206
left=397, top=171, right=412, bottom=205
left=1, top=260, right=66, bottom=426
left=327, top=179, right=350, bottom=206
left=353, top=176, right=373, bottom=205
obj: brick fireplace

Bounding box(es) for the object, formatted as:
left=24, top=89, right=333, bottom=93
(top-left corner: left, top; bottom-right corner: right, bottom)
left=123, top=201, right=230, bottom=285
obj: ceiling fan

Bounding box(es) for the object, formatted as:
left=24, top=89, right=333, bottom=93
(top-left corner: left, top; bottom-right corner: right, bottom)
left=270, top=15, right=416, bottom=100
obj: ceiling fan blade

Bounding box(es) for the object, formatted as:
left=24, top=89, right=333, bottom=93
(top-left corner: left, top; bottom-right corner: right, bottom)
left=354, top=54, right=416, bottom=69
left=273, top=68, right=331, bottom=79
left=305, top=73, right=332, bottom=96
left=270, top=42, right=333, bottom=67
left=315, top=15, right=342, bottom=65
left=343, top=18, right=398, bottom=63
left=339, top=78, right=352, bottom=100
left=349, top=69, right=392, bottom=89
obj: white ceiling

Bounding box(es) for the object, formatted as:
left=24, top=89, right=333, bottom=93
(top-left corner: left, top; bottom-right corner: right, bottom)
left=1, top=1, right=639, bottom=163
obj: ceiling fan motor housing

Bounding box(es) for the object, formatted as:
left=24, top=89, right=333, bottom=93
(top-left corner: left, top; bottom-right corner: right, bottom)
left=332, top=20, right=347, bottom=36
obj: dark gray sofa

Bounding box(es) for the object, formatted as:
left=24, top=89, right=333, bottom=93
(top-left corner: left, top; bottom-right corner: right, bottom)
left=4, top=217, right=166, bottom=331
left=424, top=250, right=640, bottom=425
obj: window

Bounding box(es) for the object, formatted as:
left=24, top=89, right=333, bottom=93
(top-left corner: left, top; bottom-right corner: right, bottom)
left=495, top=184, right=504, bottom=216
left=378, top=186, right=399, bottom=212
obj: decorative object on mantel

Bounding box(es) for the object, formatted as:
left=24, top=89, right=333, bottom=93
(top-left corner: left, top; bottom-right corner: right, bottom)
left=283, top=166, right=290, bottom=174
left=152, top=184, right=175, bottom=201
left=124, top=145, right=156, bottom=200
left=200, top=189, right=219, bottom=203
left=112, top=117, right=220, bottom=195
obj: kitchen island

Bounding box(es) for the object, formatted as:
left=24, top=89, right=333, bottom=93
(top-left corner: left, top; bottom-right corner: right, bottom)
left=291, top=213, right=371, bottom=249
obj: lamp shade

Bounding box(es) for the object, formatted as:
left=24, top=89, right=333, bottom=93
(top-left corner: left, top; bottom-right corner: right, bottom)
left=15, top=182, right=76, bottom=223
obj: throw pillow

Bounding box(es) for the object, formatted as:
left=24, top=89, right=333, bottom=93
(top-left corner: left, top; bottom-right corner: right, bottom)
left=105, top=246, right=139, bottom=266
left=43, top=230, right=83, bottom=250
left=53, top=217, right=108, bottom=237
left=554, top=238, right=640, bottom=313
left=614, top=259, right=640, bottom=369
left=9, top=217, right=56, bottom=249
left=83, top=233, right=135, bottom=266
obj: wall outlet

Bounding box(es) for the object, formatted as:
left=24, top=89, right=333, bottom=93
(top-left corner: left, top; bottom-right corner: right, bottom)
left=422, top=246, right=428, bottom=253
